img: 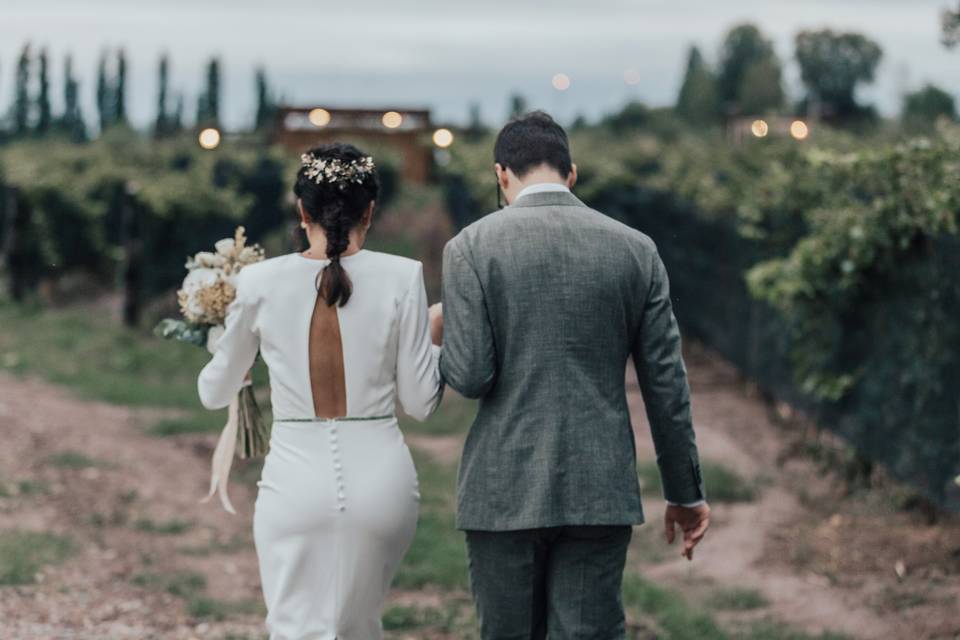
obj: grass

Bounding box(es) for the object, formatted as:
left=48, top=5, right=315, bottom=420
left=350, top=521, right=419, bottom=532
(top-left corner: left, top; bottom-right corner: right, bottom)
left=399, top=391, right=477, bottom=437
left=706, top=586, right=769, bottom=611
left=741, top=622, right=851, bottom=640
left=132, top=570, right=264, bottom=620
left=624, top=574, right=728, bottom=639
left=637, top=460, right=757, bottom=503
left=0, top=478, right=48, bottom=498
left=382, top=602, right=476, bottom=636
left=0, top=530, right=75, bottom=585
left=42, top=450, right=110, bottom=470
left=178, top=533, right=252, bottom=557
left=0, top=300, right=268, bottom=411
left=629, top=521, right=671, bottom=563
left=393, top=448, right=469, bottom=590
left=133, top=517, right=194, bottom=535
left=132, top=569, right=206, bottom=597
left=187, top=596, right=264, bottom=620
left=624, top=575, right=849, bottom=640
left=0, top=296, right=277, bottom=441
left=146, top=410, right=232, bottom=436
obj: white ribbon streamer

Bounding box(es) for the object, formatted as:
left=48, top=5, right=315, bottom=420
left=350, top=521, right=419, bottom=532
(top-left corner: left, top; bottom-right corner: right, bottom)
left=200, top=394, right=239, bottom=515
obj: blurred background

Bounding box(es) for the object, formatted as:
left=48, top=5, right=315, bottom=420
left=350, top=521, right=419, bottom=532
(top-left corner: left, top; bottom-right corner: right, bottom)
left=1, top=1, right=959, bottom=638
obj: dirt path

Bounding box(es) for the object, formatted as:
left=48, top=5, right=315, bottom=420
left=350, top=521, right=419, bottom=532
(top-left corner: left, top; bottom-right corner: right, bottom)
left=627, top=343, right=960, bottom=639
left=0, top=373, right=266, bottom=639
left=1, top=341, right=958, bottom=639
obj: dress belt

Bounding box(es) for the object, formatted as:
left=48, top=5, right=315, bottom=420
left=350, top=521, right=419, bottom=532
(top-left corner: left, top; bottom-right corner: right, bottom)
left=274, top=415, right=394, bottom=423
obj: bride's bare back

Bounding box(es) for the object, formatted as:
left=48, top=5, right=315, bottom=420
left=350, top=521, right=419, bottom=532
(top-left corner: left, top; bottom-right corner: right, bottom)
left=308, top=294, right=347, bottom=418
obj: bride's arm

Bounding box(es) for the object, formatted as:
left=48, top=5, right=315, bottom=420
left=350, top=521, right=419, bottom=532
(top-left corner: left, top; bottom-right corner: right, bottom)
left=197, top=270, right=260, bottom=410
left=396, top=262, right=444, bottom=422
left=429, top=303, right=443, bottom=346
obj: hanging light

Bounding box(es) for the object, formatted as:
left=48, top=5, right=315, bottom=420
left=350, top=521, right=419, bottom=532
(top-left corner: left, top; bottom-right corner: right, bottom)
left=552, top=73, right=571, bottom=91
left=432, top=128, right=454, bottom=148
left=198, top=128, right=221, bottom=149
left=789, top=120, right=809, bottom=140
left=382, top=111, right=403, bottom=129
left=308, top=108, right=331, bottom=127
left=750, top=119, right=769, bottom=138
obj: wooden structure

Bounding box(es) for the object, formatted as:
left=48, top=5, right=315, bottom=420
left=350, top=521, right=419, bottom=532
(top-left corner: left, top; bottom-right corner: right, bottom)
left=273, top=106, right=434, bottom=184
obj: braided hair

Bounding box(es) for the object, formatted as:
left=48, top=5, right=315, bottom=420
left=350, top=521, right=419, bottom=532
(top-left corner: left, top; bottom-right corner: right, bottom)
left=294, top=143, right=379, bottom=307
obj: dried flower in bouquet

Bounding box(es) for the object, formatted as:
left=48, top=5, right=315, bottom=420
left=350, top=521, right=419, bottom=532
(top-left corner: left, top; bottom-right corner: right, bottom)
left=154, top=226, right=268, bottom=514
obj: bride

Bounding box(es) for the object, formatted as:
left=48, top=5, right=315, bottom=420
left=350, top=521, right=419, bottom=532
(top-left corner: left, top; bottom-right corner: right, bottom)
left=197, top=143, right=444, bottom=639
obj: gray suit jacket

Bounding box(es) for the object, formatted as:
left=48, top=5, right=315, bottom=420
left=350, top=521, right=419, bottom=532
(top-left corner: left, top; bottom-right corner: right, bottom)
left=440, top=189, right=705, bottom=531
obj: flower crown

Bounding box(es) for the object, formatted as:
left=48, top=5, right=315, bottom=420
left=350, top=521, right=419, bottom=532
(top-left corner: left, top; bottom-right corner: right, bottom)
left=300, top=153, right=376, bottom=188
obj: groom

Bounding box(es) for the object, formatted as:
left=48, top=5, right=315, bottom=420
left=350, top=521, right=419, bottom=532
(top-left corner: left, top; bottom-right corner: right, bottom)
left=435, top=111, right=709, bottom=639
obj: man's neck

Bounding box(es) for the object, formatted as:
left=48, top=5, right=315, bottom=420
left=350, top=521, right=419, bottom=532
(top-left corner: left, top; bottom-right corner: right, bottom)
left=517, top=167, right=569, bottom=189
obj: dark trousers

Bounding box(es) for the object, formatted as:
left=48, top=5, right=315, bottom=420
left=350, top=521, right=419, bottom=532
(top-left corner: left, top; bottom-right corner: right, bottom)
left=465, top=525, right=633, bottom=640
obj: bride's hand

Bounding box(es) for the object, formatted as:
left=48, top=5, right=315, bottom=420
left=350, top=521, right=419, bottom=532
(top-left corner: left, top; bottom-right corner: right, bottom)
left=429, top=303, right=443, bottom=346
left=206, top=325, right=225, bottom=355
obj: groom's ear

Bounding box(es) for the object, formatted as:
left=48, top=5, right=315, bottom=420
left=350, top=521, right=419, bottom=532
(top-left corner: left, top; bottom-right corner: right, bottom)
left=494, top=163, right=508, bottom=189
left=567, top=163, right=578, bottom=189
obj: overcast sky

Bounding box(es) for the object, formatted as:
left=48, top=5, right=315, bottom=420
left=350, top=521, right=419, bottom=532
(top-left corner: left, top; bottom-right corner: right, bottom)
left=2, top=0, right=957, bottom=130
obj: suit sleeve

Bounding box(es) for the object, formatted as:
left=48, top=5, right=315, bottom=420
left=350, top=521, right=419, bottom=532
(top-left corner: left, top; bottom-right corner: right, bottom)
left=197, top=270, right=260, bottom=410
left=632, top=249, right=706, bottom=505
left=438, top=239, right=497, bottom=399
left=395, top=262, right=444, bottom=421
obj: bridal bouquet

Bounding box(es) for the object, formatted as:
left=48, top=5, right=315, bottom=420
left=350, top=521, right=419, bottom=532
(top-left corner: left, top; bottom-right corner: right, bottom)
left=154, top=226, right=267, bottom=514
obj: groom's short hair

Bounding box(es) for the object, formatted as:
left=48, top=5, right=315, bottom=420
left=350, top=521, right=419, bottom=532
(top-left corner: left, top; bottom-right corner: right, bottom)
left=494, top=111, right=573, bottom=179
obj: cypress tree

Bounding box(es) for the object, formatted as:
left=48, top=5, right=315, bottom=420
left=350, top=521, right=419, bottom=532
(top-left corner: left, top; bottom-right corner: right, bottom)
left=36, top=48, right=51, bottom=135
left=465, top=101, right=487, bottom=140
left=13, top=44, right=31, bottom=137
left=155, top=54, right=170, bottom=137
left=675, top=46, right=720, bottom=124
left=172, top=93, right=184, bottom=132
left=254, top=67, right=275, bottom=130
left=115, top=48, right=127, bottom=124
left=509, top=94, right=527, bottom=119
left=96, top=52, right=112, bottom=132
left=208, top=59, right=220, bottom=124
left=61, top=55, right=86, bottom=142
left=197, top=58, right=221, bottom=127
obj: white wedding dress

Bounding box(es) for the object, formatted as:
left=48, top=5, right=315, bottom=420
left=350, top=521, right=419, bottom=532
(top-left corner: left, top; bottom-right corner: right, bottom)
left=198, top=249, right=443, bottom=640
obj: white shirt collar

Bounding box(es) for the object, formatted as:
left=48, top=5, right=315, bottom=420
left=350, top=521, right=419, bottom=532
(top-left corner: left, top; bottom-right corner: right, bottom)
left=514, top=182, right=571, bottom=202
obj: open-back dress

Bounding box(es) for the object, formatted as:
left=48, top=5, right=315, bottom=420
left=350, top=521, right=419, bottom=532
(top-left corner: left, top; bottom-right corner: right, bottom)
left=198, top=249, right=443, bottom=640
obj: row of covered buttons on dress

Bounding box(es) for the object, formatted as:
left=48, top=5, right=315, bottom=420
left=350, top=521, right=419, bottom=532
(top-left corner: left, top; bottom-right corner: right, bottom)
left=328, top=419, right=346, bottom=512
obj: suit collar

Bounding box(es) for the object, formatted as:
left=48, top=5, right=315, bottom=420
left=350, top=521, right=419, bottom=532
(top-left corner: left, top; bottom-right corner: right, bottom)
left=510, top=190, right=588, bottom=209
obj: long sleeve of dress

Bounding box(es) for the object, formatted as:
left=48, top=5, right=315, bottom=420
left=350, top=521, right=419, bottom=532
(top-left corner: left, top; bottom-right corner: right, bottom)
left=198, top=270, right=261, bottom=410
left=395, top=262, right=444, bottom=421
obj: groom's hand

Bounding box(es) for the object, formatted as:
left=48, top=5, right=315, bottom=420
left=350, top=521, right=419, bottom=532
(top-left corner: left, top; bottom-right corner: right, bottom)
left=664, top=503, right=710, bottom=561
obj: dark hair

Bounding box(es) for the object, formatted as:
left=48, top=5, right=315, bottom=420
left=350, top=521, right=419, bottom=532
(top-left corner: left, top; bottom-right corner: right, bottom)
left=294, top=143, right=379, bottom=307
left=493, top=110, right=572, bottom=179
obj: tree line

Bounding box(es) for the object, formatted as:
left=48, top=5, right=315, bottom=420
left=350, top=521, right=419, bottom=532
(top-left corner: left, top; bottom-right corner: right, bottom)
left=673, top=23, right=957, bottom=129
left=1, top=46, right=280, bottom=142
